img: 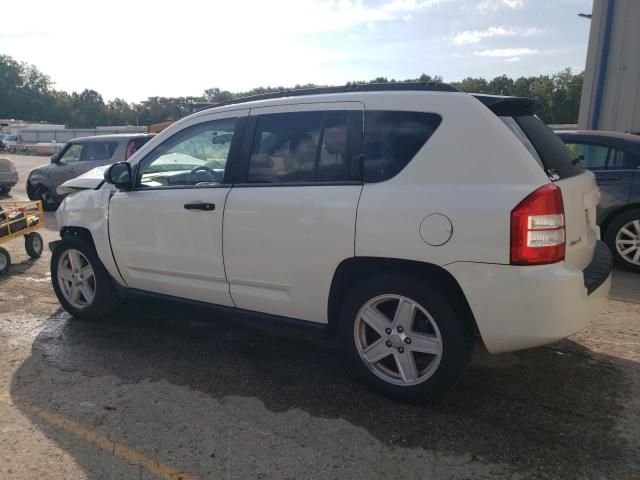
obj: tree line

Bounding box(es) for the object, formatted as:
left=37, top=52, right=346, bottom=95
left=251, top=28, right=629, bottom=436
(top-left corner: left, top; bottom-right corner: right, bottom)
left=0, top=54, right=583, bottom=128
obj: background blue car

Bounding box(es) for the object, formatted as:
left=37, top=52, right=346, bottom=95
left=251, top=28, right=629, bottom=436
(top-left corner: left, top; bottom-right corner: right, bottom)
left=557, top=130, right=640, bottom=272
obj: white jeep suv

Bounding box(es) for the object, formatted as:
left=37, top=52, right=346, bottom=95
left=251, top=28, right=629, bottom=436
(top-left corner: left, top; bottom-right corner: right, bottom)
left=51, top=84, right=613, bottom=401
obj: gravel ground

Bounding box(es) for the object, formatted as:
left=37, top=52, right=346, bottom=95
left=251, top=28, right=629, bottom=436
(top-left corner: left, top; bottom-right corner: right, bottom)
left=0, top=154, right=639, bottom=480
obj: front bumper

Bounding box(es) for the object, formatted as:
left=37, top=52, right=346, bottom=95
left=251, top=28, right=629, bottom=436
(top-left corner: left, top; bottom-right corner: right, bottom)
left=445, top=240, right=613, bottom=354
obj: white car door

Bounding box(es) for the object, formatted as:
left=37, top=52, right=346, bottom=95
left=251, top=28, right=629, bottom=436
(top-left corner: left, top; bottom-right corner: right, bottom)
left=224, top=102, right=364, bottom=323
left=108, top=109, right=249, bottom=305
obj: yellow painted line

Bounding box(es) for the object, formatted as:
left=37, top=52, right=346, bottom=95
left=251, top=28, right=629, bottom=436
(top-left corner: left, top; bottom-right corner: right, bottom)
left=0, top=393, right=193, bottom=480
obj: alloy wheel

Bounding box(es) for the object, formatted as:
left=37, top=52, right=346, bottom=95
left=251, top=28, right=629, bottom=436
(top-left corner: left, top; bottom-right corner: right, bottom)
left=615, top=219, right=640, bottom=266
left=353, top=294, right=443, bottom=386
left=57, top=249, right=96, bottom=309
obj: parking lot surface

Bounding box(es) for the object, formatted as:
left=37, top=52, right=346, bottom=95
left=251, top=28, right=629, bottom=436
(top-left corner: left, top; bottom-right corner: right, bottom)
left=1, top=154, right=639, bottom=479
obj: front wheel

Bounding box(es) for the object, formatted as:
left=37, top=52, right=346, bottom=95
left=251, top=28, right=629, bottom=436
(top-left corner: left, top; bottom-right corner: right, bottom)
left=339, top=275, right=473, bottom=402
left=51, top=237, right=121, bottom=319
left=36, top=185, right=58, bottom=212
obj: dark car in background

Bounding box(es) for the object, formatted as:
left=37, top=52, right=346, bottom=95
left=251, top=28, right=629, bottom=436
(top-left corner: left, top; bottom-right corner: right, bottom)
left=556, top=130, right=640, bottom=272
left=0, top=157, right=18, bottom=195
left=27, top=133, right=154, bottom=211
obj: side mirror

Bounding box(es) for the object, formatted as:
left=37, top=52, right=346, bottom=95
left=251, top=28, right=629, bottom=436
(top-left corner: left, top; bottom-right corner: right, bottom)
left=50, top=154, right=60, bottom=164
left=104, top=162, right=133, bottom=190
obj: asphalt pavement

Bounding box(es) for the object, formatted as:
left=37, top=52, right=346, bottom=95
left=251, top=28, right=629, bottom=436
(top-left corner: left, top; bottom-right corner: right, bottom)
left=0, top=154, right=638, bottom=479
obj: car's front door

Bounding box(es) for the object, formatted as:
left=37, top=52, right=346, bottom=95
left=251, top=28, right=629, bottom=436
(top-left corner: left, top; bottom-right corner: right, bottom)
left=108, top=109, right=248, bottom=305
left=49, top=142, right=84, bottom=187
left=223, top=102, right=364, bottom=323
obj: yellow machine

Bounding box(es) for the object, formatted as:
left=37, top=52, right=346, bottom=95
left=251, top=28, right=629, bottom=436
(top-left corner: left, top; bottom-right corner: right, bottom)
left=0, top=200, right=45, bottom=274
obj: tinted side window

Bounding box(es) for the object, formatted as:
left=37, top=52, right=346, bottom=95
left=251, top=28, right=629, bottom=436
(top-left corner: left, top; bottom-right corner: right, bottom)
left=608, top=147, right=638, bottom=170
left=565, top=142, right=638, bottom=171
left=59, top=143, right=83, bottom=164
left=247, top=110, right=357, bottom=183
left=364, top=111, right=441, bottom=183
left=565, top=143, right=608, bottom=170
left=84, top=141, right=119, bottom=161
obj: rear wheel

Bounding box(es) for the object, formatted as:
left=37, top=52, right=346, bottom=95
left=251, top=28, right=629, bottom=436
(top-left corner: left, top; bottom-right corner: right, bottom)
left=0, top=247, right=10, bottom=275
left=51, top=237, right=121, bottom=319
left=25, top=232, right=43, bottom=258
left=339, top=275, right=473, bottom=402
left=605, top=208, right=640, bottom=273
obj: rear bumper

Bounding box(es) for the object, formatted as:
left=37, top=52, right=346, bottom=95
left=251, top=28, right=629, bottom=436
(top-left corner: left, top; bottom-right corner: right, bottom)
left=0, top=171, right=18, bottom=186
left=445, top=241, right=613, bottom=354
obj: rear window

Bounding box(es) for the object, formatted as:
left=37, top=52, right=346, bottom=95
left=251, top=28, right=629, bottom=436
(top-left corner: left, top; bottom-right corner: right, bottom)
left=501, top=115, right=584, bottom=180
left=364, top=111, right=441, bottom=183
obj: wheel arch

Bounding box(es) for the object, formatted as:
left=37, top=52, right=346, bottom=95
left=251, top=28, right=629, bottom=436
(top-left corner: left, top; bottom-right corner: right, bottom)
left=327, top=257, right=479, bottom=339
left=60, top=226, right=96, bottom=246
left=600, top=203, right=640, bottom=236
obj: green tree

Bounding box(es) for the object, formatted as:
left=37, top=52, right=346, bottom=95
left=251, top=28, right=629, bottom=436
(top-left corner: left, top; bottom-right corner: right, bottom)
left=0, top=53, right=586, bottom=128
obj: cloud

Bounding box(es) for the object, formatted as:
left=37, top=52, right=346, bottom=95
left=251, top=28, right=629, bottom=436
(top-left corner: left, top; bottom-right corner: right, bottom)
left=452, top=26, right=541, bottom=45
left=505, top=57, right=521, bottom=62
left=453, top=26, right=515, bottom=45
left=478, top=0, right=524, bottom=10
left=473, top=48, right=539, bottom=57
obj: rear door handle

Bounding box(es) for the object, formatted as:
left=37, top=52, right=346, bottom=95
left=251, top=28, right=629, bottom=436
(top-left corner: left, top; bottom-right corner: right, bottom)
left=184, top=202, right=216, bottom=211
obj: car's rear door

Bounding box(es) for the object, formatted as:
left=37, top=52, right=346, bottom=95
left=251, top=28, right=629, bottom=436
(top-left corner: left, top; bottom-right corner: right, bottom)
left=223, top=102, right=364, bottom=323
left=78, top=140, right=120, bottom=175
left=108, top=109, right=248, bottom=305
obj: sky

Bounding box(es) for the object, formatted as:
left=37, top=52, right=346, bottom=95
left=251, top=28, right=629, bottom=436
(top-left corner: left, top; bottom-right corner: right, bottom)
left=0, top=0, right=593, bottom=102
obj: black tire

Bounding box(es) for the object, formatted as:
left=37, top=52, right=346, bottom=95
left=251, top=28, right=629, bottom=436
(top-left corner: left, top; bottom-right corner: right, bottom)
left=605, top=208, right=640, bottom=273
left=0, top=186, right=10, bottom=195
left=339, top=275, right=473, bottom=402
left=50, top=236, right=121, bottom=320
left=27, top=183, right=38, bottom=201
left=0, top=247, right=10, bottom=275
left=25, top=232, right=44, bottom=258
left=37, top=185, right=58, bottom=212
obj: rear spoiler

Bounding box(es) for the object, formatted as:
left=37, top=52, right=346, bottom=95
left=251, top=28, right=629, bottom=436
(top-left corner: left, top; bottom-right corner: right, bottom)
left=472, top=94, right=541, bottom=116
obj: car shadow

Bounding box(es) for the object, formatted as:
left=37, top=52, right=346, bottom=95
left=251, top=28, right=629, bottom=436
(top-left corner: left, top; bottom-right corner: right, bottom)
left=9, top=300, right=639, bottom=479
left=0, top=257, right=39, bottom=284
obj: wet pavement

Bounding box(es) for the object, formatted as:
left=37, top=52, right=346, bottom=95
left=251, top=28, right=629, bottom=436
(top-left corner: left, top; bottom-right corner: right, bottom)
left=1, top=154, right=639, bottom=479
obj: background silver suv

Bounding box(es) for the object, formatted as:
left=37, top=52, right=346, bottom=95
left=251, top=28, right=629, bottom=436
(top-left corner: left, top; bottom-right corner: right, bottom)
left=27, top=133, right=154, bottom=210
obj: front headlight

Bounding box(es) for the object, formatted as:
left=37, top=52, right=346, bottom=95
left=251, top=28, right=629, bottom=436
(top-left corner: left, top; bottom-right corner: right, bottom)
left=56, top=185, right=86, bottom=197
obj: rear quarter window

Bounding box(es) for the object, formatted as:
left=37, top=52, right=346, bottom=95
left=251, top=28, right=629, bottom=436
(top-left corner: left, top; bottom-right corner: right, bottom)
left=364, top=111, right=441, bottom=183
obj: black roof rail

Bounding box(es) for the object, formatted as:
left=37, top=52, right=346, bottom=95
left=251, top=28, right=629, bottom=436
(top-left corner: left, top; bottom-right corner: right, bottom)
left=192, top=81, right=460, bottom=111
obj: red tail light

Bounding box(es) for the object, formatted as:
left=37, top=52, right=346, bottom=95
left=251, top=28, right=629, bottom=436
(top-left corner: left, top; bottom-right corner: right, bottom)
left=511, top=184, right=565, bottom=265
